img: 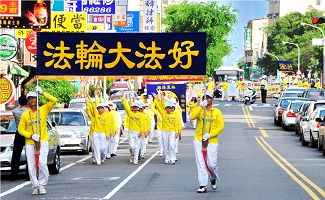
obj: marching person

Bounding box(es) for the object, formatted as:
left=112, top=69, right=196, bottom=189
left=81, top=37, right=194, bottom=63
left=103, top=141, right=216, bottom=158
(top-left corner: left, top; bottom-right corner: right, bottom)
left=291, top=76, right=298, bottom=86
left=154, top=92, right=182, bottom=165
left=85, top=100, right=95, bottom=164
left=297, top=77, right=303, bottom=87
left=237, top=77, right=244, bottom=102
left=316, top=78, right=321, bottom=89
left=207, top=77, right=215, bottom=93
left=302, top=78, right=310, bottom=89
left=260, top=75, right=268, bottom=103
left=10, top=96, right=28, bottom=180
left=139, top=102, right=151, bottom=160
left=104, top=102, right=117, bottom=159
left=221, top=78, right=230, bottom=102
left=144, top=102, right=155, bottom=143
left=150, top=102, right=163, bottom=157
left=190, top=92, right=224, bottom=193
left=108, top=102, right=121, bottom=157
left=280, top=77, right=287, bottom=91
left=18, top=86, right=57, bottom=195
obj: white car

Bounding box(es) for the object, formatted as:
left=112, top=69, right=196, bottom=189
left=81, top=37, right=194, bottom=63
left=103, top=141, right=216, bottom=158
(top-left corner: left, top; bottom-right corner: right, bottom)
left=49, top=109, right=91, bottom=154
left=301, top=108, right=325, bottom=147
left=279, top=91, right=304, bottom=101
left=281, top=100, right=306, bottom=131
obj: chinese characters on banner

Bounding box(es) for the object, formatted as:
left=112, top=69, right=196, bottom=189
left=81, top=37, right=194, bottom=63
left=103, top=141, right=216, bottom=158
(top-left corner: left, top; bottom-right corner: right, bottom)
left=278, top=61, right=293, bottom=72
left=147, top=83, right=187, bottom=122
left=36, top=32, right=206, bottom=76
left=46, top=12, right=87, bottom=32
left=143, top=0, right=157, bottom=33
left=0, top=0, right=20, bottom=16
left=15, top=29, right=33, bottom=38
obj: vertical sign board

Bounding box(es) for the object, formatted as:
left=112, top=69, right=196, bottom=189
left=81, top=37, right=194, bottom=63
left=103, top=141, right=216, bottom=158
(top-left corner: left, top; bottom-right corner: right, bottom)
left=64, top=0, right=82, bottom=12
left=0, top=0, right=20, bottom=16
left=82, top=0, right=115, bottom=14
left=115, top=11, right=140, bottom=33
left=113, top=5, right=127, bottom=27
left=143, top=0, right=157, bottom=32
left=147, top=84, right=187, bottom=123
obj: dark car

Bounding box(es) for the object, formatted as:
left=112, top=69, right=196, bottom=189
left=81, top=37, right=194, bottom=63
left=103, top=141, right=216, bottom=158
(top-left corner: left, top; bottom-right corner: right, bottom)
left=274, top=97, right=307, bottom=126
left=302, top=89, right=325, bottom=101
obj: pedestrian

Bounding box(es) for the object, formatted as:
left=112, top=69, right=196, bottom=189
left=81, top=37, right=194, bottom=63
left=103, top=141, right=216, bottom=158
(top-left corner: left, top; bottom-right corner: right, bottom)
left=18, top=86, right=57, bottom=195
left=85, top=100, right=95, bottom=164
left=139, top=102, right=151, bottom=160
left=154, top=92, right=182, bottom=165
left=190, top=92, right=224, bottom=193
left=237, top=77, right=244, bottom=101
left=109, top=103, right=121, bottom=157
left=10, top=96, right=28, bottom=180
left=302, top=78, right=310, bottom=89
left=122, top=96, right=143, bottom=165
left=280, top=77, right=287, bottom=91
left=150, top=102, right=164, bottom=157
left=297, top=77, right=303, bottom=87
left=207, top=77, right=215, bottom=93
left=144, top=102, right=155, bottom=143
left=316, top=78, right=321, bottom=89
left=221, top=78, right=230, bottom=102
left=291, top=76, right=298, bottom=86
left=260, top=75, right=268, bottom=103
left=104, top=102, right=117, bottom=160
left=189, top=97, right=198, bottom=128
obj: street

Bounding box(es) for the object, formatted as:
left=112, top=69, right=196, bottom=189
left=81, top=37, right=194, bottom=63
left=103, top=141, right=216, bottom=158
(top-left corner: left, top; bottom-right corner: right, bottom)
left=1, top=99, right=325, bottom=200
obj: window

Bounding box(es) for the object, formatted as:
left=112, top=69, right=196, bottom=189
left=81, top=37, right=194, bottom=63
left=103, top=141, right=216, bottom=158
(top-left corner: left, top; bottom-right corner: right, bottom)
left=317, top=0, right=321, bottom=5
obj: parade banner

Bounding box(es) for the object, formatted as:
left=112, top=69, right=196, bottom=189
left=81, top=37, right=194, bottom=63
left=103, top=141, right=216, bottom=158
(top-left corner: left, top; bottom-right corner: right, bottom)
left=36, top=32, right=206, bottom=76
left=145, top=75, right=204, bottom=82
left=0, top=0, right=51, bottom=29
left=147, top=83, right=187, bottom=122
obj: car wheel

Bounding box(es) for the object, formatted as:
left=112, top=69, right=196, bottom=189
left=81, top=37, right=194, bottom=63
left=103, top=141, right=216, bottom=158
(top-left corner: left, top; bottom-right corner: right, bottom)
left=318, top=135, right=323, bottom=151
left=49, top=149, right=60, bottom=174
left=82, top=140, right=90, bottom=155
left=309, top=132, right=317, bottom=148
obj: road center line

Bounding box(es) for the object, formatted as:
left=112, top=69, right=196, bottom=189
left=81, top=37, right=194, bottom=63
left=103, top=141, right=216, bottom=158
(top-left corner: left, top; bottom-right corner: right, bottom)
left=255, top=136, right=320, bottom=200
left=102, top=151, right=159, bottom=199
left=245, top=106, right=255, bottom=127
left=242, top=106, right=251, bottom=128
left=0, top=155, right=91, bottom=198
left=258, top=127, right=269, bottom=138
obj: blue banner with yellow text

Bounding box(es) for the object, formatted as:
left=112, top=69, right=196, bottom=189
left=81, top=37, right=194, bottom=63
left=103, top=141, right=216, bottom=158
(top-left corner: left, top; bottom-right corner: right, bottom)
left=36, top=32, right=206, bottom=76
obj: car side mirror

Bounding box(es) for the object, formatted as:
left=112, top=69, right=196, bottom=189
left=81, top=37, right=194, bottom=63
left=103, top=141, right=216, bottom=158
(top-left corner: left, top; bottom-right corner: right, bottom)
left=52, top=121, right=57, bottom=127
left=315, top=118, right=323, bottom=123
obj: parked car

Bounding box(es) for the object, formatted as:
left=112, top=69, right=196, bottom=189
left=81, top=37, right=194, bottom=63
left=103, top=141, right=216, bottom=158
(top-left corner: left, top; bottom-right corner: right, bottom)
left=110, top=90, right=138, bottom=100
left=318, top=118, right=325, bottom=156
left=294, top=101, right=312, bottom=136
left=0, top=112, right=61, bottom=175
left=285, top=87, right=306, bottom=93
left=301, top=108, right=325, bottom=147
left=68, top=97, right=96, bottom=109
left=278, top=91, right=304, bottom=100
left=274, top=97, right=306, bottom=126
left=302, top=89, right=325, bottom=101
left=109, top=81, right=131, bottom=96
left=281, top=100, right=306, bottom=131
left=49, top=109, right=91, bottom=154
left=298, top=100, right=325, bottom=143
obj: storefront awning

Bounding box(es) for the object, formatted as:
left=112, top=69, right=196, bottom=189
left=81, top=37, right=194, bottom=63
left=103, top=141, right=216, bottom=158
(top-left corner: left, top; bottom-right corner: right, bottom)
left=10, top=63, right=29, bottom=77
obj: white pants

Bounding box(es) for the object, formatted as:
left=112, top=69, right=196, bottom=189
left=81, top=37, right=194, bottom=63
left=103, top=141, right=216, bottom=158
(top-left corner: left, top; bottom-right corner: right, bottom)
left=162, top=131, right=176, bottom=163
left=193, top=140, right=219, bottom=187
left=26, top=141, right=49, bottom=188
left=110, top=130, right=120, bottom=155
left=148, top=119, right=155, bottom=142
left=106, top=137, right=111, bottom=157
left=190, top=119, right=197, bottom=128
left=129, top=130, right=140, bottom=164
left=238, top=90, right=244, bottom=101
left=157, top=130, right=164, bottom=155
left=93, top=132, right=106, bottom=164
left=89, top=136, right=95, bottom=162
left=222, top=90, right=230, bottom=101
left=140, top=135, right=148, bottom=156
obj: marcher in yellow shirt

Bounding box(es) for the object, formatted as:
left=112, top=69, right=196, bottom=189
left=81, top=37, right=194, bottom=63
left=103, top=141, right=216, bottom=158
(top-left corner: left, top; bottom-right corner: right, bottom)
left=139, top=102, right=151, bottom=159
left=221, top=78, right=229, bottom=102
left=207, top=77, right=215, bottom=93
left=297, top=77, right=303, bottom=87
left=302, top=78, right=310, bottom=89
left=150, top=102, right=163, bottom=156
left=18, top=87, right=57, bottom=195
left=280, top=77, right=287, bottom=91
left=316, top=78, right=321, bottom=89
left=237, top=77, right=244, bottom=101
left=190, top=92, right=224, bottom=193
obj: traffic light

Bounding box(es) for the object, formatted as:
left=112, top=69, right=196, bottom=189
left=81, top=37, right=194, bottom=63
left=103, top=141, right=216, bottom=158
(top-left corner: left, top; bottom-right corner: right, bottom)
left=312, top=16, right=325, bottom=24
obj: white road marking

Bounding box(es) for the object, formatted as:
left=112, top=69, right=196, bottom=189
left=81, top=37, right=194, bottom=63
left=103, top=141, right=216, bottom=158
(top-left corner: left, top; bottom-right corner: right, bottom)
left=0, top=155, right=91, bottom=198
left=249, top=106, right=253, bottom=111
left=102, top=151, right=159, bottom=199
left=224, top=104, right=231, bottom=106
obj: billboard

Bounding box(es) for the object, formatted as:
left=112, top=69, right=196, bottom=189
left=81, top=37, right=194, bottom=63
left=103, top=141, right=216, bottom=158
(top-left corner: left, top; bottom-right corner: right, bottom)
left=0, top=0, right=51, bottom=29
left=115, top=11, right=140, bottom=33
left=0, top=0, right=20, bottom=16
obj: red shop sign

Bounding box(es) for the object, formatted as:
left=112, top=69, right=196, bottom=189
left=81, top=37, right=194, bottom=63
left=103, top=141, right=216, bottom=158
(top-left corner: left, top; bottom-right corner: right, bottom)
left=25, top=31, right=37, bottom=55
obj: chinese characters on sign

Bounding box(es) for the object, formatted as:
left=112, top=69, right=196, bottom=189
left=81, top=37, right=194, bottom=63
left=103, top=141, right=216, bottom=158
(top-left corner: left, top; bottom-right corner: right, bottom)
left=0, top=76, right=14, bottom=105
left=113, top=5, right=126, bottom=27
left=82, top=0, right=115, bottom=14
left=278, top=61, right=293, bottom=72
left=37, top=32, right=206, bottom=76
left=47, top=12, right=87, bottom=32
left=0, top=0, right=20, bottom=16
left=143, top=0, right=157, bottom=32
left=115, top=11, right=140, bottom=33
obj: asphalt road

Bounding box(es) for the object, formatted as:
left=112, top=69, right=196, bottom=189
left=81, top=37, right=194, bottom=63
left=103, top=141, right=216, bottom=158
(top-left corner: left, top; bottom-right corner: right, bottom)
left=1, top=99, right=325, bottom=200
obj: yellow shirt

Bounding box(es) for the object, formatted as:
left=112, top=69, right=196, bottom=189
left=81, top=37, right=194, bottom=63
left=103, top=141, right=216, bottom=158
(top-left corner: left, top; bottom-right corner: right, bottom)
left=87, top=100, right=111, bottom=137
left=122, top=97, right=143, bottom=132
left=151, top=104, right=162, bottom=130
left=85, top=102, right=94, bottom=137
left=298, top=80, right=303, bottom=87
left=207, top=81, right=215, bottom=92
left=237, top=80, right=243, bottom=91
left=190, top=106, right=224, bottom=144
left=140, top=111, right=151, bottom=134
left=154, top=98, right=182, bottom=133
left=281, top=79, right=287, bottom=89
left=302, top=82, right=310, bottom=89
left=221, top=82, right=228, bottom=91
left=316, top=81, right=321, bottom=89
left=123, top=115, right=130, bottom=130
left=292, top=79, right=298, bottom=86
left=18, top=93, right=57, bottom=145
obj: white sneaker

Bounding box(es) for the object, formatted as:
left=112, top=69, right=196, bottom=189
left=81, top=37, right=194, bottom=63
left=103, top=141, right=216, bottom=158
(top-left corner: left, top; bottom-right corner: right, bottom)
left=211, top=179, right=217, bottom=190
left=196, top=186, right=207, bottom=193
left=32, top=187, right=39, bottom=195
left=129, top=156, right=134, bottom=163
left=39, top=186, right=46, bottom=195
left=133, top=161, right=138, bottom=165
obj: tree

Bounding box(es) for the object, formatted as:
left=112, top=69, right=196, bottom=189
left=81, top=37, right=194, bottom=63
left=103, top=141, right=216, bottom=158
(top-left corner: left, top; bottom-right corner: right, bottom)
left=27, top=80, right=77, bottom=104
left=259, top=8, right=324, bottom=77
left=163, top=0, right=237, bottom=76
left=237, top=58, right=246, bottom=69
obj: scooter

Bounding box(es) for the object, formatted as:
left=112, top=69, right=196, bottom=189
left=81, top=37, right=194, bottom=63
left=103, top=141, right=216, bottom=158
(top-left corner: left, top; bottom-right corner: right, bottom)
left=244, top=88, right=257, bottom=104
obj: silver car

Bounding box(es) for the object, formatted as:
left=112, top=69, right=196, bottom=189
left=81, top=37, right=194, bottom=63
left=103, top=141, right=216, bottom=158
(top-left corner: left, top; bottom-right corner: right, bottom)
left=49, top=109, right=91, bottom=154
left=0, top=111, right=61, bottom=174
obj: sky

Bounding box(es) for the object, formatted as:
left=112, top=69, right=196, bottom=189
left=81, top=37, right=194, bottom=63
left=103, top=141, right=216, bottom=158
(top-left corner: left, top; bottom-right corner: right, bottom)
left=190, top=0, right=268, bottom=66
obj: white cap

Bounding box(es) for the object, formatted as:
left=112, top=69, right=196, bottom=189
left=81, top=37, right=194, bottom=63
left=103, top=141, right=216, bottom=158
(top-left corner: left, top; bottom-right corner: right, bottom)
left=138, top=101, right=144, bottom=109
left=131, top=101, right=140, bottom=108
left=26, top=92, right=37, bottom=99
left=165, top=100, right=175, bottom=108
left=97, top=103, right=106, bottom=108
left=224, top=78, right=227, bottom=81
left=317, top=78, right=320, bottom=80
left=107, top=101, right=114, bottom=106
left=205, top=92, right=213, bottom=98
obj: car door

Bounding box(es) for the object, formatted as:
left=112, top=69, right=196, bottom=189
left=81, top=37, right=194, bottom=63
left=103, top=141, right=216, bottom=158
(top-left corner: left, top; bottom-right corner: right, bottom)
left=306, top=110, right=317, bottom=135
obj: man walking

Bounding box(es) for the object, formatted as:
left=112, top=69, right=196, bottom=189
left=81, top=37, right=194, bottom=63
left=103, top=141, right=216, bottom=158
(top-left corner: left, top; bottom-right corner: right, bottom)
left=260, top=75, right=268, bottom=103
left=18, top=86, right=57, bottom=195
left=10, top=96, right=28, bottom=180
left=221, top=78, right=229, bottom=102
left=190, top=92, right=224, bottom=193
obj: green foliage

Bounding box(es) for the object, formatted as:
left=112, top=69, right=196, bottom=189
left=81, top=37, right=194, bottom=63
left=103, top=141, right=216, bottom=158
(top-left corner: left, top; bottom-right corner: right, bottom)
left=27, top=80, right=77, bottom=104
left=163, top=0, right=237, bottom=76
left=237, top=58, right=246, bottom=69
left=259, top=8, right=324, bottom=76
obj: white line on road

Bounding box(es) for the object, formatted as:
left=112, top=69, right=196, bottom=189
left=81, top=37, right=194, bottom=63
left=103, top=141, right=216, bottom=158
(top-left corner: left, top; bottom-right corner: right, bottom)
left=224, top=104, right=231, bottom=106
left=0, top=155, right=91, bottom=198
left=249, top=106, right=253, bottom=111
left=102, top=151, right=159, bottom=199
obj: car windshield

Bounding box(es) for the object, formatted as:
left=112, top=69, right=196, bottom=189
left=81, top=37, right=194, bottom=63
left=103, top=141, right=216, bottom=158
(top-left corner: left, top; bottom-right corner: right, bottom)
left=320, top=110, right=325, bottom=118
left=286, top=88, right=305, bottom=92
left=308, top=91, right=325, bottom=100
left=282, top=93, right=303, bottom=98
left=0, top=115, right=16, bottom=135
left=315, top=103, right=325, bottom=110
left=290, top=102, right=304, bottom=111
left=69, top=102, right=85, bottom=109
left=50, top=112, right=85, bottom=126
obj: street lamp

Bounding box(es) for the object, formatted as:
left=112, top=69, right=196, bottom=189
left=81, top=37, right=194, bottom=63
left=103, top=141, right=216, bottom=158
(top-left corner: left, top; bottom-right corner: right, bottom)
left=282, top=41, right=301, bottom=73
left=301, top=22, right=325, bottom=87
left=263, top=52, right=280, bottom=81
